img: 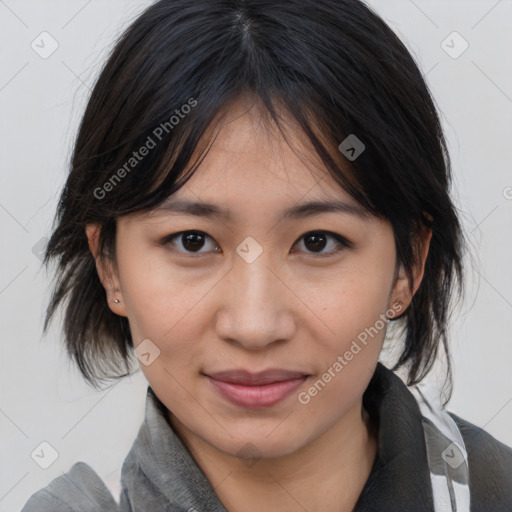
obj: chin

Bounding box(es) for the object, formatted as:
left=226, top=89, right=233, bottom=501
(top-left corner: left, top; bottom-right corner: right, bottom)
left=206, top=425, right=307, bottom=461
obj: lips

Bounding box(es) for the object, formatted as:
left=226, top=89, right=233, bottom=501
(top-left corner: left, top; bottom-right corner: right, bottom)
left=203, top=368, right=310, bottom=409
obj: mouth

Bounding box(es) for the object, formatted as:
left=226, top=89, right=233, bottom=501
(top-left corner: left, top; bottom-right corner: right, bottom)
left=203, top=369, right=310, bottom=409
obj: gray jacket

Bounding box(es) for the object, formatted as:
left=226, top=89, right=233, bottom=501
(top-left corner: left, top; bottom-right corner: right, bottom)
left=21, top=363, right=512, bottom=511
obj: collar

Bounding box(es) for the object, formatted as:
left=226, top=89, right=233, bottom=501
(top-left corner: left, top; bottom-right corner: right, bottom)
left=120, top=363, right=434, bottom=511
left=354, top=362, right=434, bottom=510
left=119, top=386, right=227, bottom=511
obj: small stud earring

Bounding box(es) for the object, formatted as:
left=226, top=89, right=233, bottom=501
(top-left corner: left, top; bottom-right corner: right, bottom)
left=113, top=297, right=120, bottom=304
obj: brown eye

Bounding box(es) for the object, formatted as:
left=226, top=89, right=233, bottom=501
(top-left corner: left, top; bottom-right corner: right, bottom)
left=162, top=230, right=219, bottom=254
left=293, top=231, right=351, bottom=256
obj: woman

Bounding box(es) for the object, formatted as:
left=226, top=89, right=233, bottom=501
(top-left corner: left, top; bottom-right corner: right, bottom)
left=22, top=0, right=512, bottom=510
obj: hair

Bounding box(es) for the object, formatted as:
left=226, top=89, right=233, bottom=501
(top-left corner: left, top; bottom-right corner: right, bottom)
left=43, top=0, right=466, bottom=396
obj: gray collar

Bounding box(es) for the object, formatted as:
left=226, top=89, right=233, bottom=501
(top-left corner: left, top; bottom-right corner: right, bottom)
left=121, top=363, right=436, bottom=511
left=119, top=385, right=228, bottom=511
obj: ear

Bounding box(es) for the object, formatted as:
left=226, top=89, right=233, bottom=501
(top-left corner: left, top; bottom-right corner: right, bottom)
left=389, top=220, right=433, bottom=316
left=85, top=223, right=127, bottom=317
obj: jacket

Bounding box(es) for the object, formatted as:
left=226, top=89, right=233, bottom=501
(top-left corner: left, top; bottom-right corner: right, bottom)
left=21, top=362, right=512, bottom=511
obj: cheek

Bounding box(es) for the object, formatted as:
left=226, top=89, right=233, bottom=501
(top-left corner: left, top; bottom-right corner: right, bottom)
left=310, top=261, right=393, bottom=352
left=296, top=272, right=391, bottom=417
left=116, top=246, right=207, bottom=352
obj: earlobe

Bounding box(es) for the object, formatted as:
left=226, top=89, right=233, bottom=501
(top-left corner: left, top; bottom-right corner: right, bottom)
left=390, top=224, right=433, bottom=314
left=85, top=224, right=127, bottom=317
left=390, top=265, right=411, bottom=315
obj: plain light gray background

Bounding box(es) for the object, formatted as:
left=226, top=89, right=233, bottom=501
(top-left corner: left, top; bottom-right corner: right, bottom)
left=1, top=0, right=511, bottom=510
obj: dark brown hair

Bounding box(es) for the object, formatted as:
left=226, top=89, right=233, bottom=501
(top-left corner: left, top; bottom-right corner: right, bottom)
left=43, top=0, right=466, bottom=395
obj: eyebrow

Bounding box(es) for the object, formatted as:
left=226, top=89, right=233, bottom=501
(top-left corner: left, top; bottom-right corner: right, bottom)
left=155, top=198, right=371, bottom=222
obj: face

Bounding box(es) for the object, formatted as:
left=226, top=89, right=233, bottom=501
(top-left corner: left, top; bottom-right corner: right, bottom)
left=88, top=95, right=427, bottom=461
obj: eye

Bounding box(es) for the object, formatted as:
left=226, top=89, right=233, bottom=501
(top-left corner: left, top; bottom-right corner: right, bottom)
left=160, top=230, right=219, bottom=255
left=292, top=230, right=352, bottom=256
left=160, top=229, right=352, bottom=257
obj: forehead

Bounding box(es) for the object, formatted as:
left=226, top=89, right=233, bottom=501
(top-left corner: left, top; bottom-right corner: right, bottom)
left=166, top=95, right=361, bottom=209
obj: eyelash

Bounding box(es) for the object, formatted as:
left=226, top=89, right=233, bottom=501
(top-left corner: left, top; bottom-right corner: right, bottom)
left=159, top=230, right=352, bottom=257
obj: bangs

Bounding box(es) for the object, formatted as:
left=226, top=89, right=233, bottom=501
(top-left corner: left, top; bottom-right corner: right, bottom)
left=91, top=90, right=378, bottom=224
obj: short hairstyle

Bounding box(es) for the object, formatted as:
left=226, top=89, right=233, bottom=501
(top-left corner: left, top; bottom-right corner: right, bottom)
left=43, top=0, right=466, bottom=394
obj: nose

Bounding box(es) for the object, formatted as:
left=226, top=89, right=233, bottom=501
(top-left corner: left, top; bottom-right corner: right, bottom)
left=214, top=250, right=296, bottom=351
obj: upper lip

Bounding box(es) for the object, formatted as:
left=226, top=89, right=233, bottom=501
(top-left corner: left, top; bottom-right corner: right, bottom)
left=204, top=369, right=309, bottom=385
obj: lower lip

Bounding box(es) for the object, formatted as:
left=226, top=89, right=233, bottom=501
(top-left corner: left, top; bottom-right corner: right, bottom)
left=206, top=375, right=309, bottom=409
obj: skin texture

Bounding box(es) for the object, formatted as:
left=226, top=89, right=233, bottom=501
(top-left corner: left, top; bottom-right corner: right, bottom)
left=87, top=94, right=431, bottom=511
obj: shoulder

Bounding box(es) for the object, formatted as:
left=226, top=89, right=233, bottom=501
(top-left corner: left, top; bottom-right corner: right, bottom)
left=21, top=461, right=119, bottom=512
left=449, top=412, right=512, bottom=509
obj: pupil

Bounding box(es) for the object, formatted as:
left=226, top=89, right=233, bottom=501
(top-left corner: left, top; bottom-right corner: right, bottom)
left=305, top=232, right=326, bottom=252
left=183, top=231, right=204, bottom=251
left=180, top=231, right=328, bottom=253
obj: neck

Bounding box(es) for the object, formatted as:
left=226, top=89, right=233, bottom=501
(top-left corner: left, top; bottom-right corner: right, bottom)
left=168, top=400, right=377, bottom=512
